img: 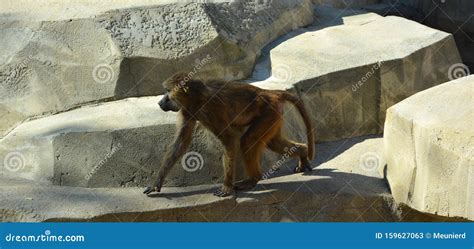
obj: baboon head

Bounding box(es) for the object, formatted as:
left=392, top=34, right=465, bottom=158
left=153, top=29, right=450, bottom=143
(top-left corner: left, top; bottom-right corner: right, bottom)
left=159, top=72, right=204, bottom=112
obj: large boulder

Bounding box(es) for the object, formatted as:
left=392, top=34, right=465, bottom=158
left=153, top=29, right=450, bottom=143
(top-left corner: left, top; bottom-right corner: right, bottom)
left=253, top=11, right=461, bottom=142
left=0, top=0, right=313, bottom=137
left=383, top=75, right=474, bottom=221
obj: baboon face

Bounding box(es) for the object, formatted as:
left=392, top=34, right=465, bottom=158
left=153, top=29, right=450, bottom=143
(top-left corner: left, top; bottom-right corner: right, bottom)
left=158, top=92, right=181, bottom=112
left=159, top=74, right=187, bottom=112
left=159, top=72, right=206, bottom=112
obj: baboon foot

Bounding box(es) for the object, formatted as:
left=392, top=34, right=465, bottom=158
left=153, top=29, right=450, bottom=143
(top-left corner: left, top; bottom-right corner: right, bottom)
left=294, top=161, right=312, bottom=173
left=143, top=178, right=163, bottom=195
left=233, top=179, right=258, bottom=191
left=213, top=185, right=234, bottom=197
left=143, top=185, right=161, bottom=195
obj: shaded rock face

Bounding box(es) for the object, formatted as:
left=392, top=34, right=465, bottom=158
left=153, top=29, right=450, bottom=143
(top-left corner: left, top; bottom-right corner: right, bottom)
left=0, top=0, right=314, bottom=137
left=384, top=75, right=474, bottom=221
left=313, top=0, right=380, bottom=8
left=417, top=0, right=474, bottom=71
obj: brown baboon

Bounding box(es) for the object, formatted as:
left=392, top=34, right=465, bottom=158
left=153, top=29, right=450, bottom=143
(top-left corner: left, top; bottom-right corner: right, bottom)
left=143, top=72, right=314, bottom=197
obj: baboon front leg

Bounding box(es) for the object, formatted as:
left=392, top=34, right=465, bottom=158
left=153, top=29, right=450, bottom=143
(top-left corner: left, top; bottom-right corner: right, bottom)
left=143, top=117, right=196, bottom=195
left=267, top=135, right=312, bottom=174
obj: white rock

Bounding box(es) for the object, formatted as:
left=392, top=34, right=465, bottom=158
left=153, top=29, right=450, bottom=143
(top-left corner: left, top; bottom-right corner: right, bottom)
left=384, top=75, right=474, bottom=220
left=253, top=13, right=461, bottom=141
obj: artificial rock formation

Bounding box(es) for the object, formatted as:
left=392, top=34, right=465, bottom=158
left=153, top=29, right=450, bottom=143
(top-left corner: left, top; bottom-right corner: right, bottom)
left=0, top=2, right=470, bottom=222
left=384, top=75, right=473, bottom=221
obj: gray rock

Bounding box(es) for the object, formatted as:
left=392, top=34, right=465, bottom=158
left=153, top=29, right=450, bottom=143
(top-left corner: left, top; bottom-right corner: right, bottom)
left=384, top=75, right=474, bottom=221
left=0, top=0, right=314, bottom=137
left=252, top=11, right=461, bottom=142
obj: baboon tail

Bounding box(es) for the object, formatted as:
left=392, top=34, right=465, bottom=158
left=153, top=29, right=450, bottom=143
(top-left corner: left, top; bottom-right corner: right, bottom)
left=280, top=91, right=315, bottom=160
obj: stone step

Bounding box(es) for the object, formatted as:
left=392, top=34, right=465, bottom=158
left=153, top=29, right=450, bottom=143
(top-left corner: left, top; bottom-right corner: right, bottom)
left=4, top=134, right=464, bottom=222
left=1, top=135, right=396, bottom=222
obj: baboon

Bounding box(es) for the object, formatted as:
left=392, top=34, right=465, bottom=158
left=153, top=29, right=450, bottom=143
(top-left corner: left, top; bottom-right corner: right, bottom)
left=143, top=72, right=314, bottom=197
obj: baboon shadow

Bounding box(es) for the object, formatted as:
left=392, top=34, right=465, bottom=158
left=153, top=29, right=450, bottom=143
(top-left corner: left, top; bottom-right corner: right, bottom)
left=151, top=134, right=386, bottom=199
left=264, top=134, right=382, bottom=179
left=149, top=168, right=387, bottom=199
left=244, top=168, right=388, bottom=198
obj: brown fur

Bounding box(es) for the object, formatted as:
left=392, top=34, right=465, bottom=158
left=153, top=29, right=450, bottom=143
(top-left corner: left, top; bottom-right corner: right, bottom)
left=144, top=72, right=314, bottom=197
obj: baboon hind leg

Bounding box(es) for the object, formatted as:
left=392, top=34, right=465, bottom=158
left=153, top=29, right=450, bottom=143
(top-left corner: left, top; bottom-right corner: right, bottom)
left=267, top=134, right=312, bottom=173
left=235, top=112, right=282, bottom=191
